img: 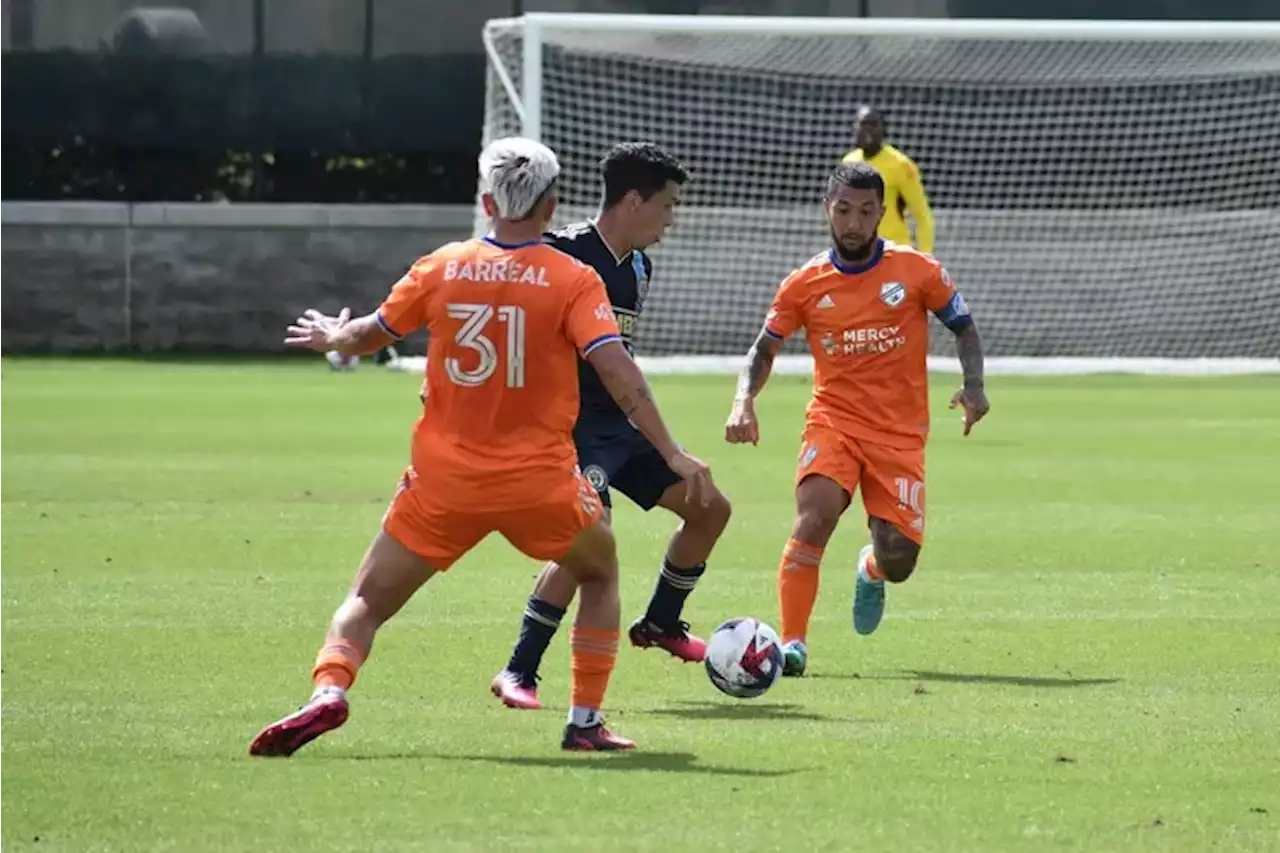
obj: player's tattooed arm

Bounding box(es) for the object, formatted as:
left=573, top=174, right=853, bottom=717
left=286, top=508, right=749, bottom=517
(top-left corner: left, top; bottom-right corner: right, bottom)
left=948, top=321, right=990, bottom=436
left=736, top=330, right=784, bottom=402
left=954, top=321, right=985, bottom=390
left=613, top=378, right=655, bottom=417
left=725, top=329, right=780, bottom=445
left=587, top=341, right=679, bottom=460
left=590, top=340, right=716, bottom=505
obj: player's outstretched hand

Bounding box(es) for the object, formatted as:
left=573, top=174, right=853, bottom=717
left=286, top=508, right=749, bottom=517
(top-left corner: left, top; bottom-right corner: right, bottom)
left=285, top=307, right=351, bottom=352
left=666, top=449, right=715, bottom=508
left=948, top=385, right=990, bottom=437
left=724, top=399, right=760, bottom=446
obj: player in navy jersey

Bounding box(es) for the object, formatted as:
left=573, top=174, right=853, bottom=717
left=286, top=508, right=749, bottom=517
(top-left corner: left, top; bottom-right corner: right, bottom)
left=490, top=142, right=734, bottom=710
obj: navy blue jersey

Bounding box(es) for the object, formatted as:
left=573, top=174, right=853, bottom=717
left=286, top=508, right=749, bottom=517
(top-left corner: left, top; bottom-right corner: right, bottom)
left=544, top=220, right=653, bottom=427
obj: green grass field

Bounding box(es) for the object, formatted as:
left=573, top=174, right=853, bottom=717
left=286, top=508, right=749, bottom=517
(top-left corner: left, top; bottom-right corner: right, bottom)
left=3, top=359, right=1279, bottom=852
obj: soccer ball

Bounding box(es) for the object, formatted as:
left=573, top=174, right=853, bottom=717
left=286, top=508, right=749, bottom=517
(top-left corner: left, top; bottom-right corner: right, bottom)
left=703, top=617, right=784, bottom=699
left=325, top=350, right=360, bottom=371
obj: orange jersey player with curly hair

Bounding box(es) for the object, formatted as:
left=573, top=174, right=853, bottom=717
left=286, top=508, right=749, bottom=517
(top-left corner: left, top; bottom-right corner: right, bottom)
left=725, top=160, right=990, bottom=677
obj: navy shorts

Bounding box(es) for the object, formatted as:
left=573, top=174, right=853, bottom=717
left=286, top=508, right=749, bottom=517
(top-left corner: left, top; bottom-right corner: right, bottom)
left=575, top=424, right=681, bottom=511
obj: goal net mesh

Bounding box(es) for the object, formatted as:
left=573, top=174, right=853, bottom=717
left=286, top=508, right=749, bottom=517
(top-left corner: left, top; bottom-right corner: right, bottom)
left=480, top=20, right=1280, bottom=361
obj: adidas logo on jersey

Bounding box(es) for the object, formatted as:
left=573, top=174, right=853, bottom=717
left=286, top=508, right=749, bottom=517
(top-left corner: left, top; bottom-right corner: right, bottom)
left=816, top=294, right=835, bottom=309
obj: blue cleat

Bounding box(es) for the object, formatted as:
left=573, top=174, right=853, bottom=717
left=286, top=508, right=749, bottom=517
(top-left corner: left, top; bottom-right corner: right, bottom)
left=853, top=544, right=885, bottom=636
left=781, top=640, right=808, bottom=677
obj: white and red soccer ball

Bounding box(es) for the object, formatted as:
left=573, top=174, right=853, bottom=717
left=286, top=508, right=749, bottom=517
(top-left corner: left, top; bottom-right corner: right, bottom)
left=704, top=617, right=784, bottom=699
left=325, top=350, right=360, bottom=371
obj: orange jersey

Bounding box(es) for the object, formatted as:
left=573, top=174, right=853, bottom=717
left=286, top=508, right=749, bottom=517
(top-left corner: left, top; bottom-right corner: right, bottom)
left=376, top=237, right=621, bottom=509
left=765, top=239, right=971, bottom=449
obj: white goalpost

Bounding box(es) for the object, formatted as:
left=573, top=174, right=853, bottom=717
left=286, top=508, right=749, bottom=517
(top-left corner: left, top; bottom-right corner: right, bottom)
left=397, top=15, right=1280, bottom=377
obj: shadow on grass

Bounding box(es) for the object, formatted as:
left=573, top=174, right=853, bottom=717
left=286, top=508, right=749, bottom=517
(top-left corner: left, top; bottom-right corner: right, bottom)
left=424, top=750, right=804, bottom=777
left=644, top=700, right=836, bottom=722
left=847, top=670, right=1120, bottom=688
left=309, top=752, right=428, bottom=762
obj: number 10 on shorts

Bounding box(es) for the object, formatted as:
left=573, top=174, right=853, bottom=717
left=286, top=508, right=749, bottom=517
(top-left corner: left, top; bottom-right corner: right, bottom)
left=894, top=477, right=923, bottom=513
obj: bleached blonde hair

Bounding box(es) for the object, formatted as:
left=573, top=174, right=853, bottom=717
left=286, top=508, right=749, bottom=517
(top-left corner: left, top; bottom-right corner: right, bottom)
left=478, top=137, right=561, bottom=220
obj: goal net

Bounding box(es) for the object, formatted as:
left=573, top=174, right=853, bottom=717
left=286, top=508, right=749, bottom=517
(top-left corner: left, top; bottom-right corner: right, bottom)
left=465, top=15, right=1280, bottom=376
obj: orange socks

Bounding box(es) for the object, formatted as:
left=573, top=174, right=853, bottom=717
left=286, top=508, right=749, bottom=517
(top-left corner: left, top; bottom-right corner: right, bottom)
left=778, top=538, right=824, bottom=644
left=569, top=627, right=618, bottom=712
left=312, top=638, right=366, bottom=691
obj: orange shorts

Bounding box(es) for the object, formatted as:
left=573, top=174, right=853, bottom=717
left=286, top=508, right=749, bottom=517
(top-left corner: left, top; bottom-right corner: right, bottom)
left=381, top=465, right=604, bottom=570
left=795, top=425, right=927, bottom=544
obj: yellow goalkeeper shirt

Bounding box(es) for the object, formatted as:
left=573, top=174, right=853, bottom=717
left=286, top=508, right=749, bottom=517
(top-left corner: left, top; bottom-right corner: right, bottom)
left=842, top=143, right=935, bottom=254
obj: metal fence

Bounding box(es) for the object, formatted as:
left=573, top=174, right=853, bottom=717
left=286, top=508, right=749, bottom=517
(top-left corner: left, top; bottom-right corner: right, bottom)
left=8, top=0, right=1270, bottom=56
left=3, top=1, right=894, bottom=55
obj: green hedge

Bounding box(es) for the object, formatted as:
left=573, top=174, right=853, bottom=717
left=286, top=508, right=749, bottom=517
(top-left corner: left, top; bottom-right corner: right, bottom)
left=2, top=51, right=485, bottom=202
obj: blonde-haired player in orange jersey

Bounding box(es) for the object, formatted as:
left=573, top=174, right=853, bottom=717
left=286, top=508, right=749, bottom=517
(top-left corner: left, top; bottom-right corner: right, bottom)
left=249, top=137, right=714, bottom=754
left=724, top=160, right=989, bottom=676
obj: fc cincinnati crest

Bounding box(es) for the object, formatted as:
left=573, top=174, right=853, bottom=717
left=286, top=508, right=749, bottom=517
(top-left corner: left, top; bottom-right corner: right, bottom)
left=880, top=281, right=906, bottom=308
left=583, top=464, right=609, bottom=492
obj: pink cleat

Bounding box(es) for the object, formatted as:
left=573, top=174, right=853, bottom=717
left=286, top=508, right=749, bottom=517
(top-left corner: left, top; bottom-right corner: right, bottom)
left=561, top=722, right=636, bottom=751
left=628, top=618, right=707, bottom=663
left=490, top=670, right=542, bottom=710
left=249, top=689, right=349, bottom=758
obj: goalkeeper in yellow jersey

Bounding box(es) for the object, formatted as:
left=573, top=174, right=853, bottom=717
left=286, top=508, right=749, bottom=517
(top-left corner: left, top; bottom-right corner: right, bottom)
left=842, top=105, right=935, bottom=254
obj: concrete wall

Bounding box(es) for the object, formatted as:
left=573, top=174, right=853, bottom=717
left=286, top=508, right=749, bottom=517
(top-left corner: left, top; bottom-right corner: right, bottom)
left=1, top=202, right=474, bottom=353
left=6, top=201, right=1279, bottom=358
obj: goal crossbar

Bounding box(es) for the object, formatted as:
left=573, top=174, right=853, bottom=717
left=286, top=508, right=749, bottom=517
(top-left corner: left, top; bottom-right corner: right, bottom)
left=504, top=14, right=1280, bottom=41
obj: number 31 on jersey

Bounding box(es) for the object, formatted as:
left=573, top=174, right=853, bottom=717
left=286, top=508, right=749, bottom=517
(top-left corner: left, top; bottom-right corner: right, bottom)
left=445, top=303, right=526, bottom=388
